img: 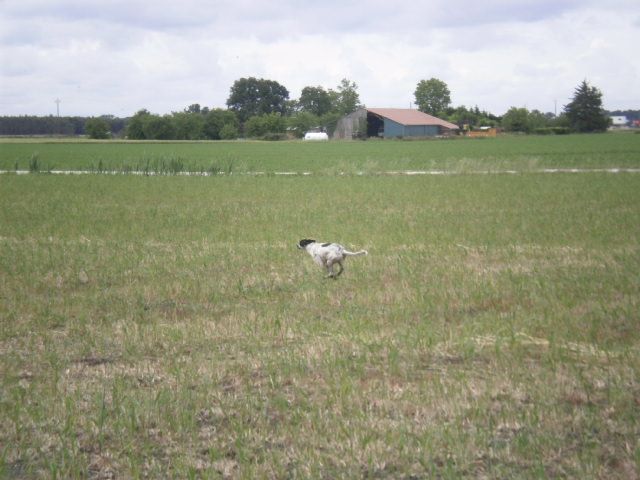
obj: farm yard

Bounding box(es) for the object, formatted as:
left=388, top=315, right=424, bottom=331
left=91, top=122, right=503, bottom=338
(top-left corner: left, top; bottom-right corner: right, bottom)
left=1, top=134, right=639, bottom=478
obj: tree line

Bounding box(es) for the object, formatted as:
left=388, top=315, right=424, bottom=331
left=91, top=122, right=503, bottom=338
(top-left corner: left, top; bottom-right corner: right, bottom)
left=0, top=115, right=126, bottom=137
left=414, top=78, right=612, bottom=134
left=0, top=78, right=614, bottom=139
left=123, top=77, right=363, bottom=141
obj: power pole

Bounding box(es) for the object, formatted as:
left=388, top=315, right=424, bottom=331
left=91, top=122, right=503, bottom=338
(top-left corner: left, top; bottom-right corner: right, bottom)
left=55, top=98, right=61, bottom=117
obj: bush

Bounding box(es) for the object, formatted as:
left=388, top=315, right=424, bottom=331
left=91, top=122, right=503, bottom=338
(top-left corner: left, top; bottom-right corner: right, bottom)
left=533, top=127, right=572, bottom=135
left=261, top=133, right=287, bottom=141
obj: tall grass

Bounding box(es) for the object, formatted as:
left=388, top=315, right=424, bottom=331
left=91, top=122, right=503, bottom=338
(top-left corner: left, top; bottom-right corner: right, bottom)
left=1, top=172, right=639, bottom=478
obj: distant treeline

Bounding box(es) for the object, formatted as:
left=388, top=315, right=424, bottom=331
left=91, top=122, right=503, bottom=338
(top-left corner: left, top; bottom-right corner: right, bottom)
left=0, top=108, right=634, bottom=139
left=0, top=115, right=127, bottom=137
left=1, top=108, right=632, bottom=139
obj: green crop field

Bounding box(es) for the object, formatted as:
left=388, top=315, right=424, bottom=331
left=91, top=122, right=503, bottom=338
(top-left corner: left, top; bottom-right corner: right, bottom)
left=1, top=133, right=640, bottom=174
left=1, top=134, right=639, bottom=478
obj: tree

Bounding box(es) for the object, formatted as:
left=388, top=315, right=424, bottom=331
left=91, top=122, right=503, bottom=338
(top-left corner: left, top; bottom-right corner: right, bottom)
left=564, top=80, right=609, bottom=132
left=299, top=86, right=332, bottom=116
left=414, top=78, right=451, bottom=117
left=244, top=113, right=286, bottom=138
left=527, top=109, right=549, bottom=131
left=126, top=109, right=151, bottom=139
left=501, top=107, right=531, bottom=133
left=85, top=117, right=110, bottom=139
left=143, top=115, right=175, bottom=140
left=447, top=105, right=499, bottom=129
left=319, top=111, right=342, bottom=136
left=226, top=77, right=290, bottom=123
left=330, top=78, right=362, bottom=116
left=203, top=109, right=238, bottom=140
left=288, top=111, right=320, bottom=138
left=184, top=103, right=201, bottom=114
left=219, top=124, right=239, bottom=140
left=172, top=111, right=205, bottom=140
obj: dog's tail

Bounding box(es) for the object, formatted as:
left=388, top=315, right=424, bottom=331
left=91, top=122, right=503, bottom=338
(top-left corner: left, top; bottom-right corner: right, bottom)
left=343, top=249, right=368, bottom=257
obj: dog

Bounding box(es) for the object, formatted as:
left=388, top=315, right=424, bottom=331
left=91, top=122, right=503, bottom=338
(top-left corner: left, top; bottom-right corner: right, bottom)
left=297, top=239, right=368, bottom=278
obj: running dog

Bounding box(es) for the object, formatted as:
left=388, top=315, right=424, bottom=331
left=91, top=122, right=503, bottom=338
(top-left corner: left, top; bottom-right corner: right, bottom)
left=297, top=239, right=368, bottom=278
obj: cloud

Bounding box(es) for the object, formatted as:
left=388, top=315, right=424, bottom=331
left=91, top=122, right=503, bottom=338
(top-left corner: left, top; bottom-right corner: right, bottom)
left=1, top=0, right=638, bottom=116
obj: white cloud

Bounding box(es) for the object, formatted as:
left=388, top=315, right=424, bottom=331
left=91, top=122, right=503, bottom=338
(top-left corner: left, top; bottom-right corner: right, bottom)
left=1, top=0, right=638, bottom=116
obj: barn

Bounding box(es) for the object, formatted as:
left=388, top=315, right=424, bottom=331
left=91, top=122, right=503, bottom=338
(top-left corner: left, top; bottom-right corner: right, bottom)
left=333, top=108, right=459, bottom=139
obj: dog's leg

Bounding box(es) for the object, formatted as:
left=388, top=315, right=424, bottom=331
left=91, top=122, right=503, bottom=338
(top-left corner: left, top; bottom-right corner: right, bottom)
left=335, top=261, right=344, bottom=277
left=326, top=262, right=337, bottom=279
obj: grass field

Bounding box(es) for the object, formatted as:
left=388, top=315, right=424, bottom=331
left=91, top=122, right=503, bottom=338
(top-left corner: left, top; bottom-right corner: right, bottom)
left=1, top=133, right=640, bottom=174
left=1, top=135, right=640, bottom=478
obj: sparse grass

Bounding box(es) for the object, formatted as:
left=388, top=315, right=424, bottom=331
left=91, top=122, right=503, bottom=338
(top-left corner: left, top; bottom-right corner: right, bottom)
left=1, top=152, right=639, bottom=477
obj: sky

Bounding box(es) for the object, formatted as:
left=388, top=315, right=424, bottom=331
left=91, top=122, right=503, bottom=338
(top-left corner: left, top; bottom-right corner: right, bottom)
left=1, top=0, right=638, bottom=117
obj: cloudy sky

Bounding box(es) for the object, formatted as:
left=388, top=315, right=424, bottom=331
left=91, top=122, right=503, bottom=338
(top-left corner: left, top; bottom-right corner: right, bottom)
left=1, top=0, right=638, bottom=117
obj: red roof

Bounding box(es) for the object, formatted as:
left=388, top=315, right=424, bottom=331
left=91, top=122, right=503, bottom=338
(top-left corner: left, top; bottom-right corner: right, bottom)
left=367, top=108, right=459, bottom=130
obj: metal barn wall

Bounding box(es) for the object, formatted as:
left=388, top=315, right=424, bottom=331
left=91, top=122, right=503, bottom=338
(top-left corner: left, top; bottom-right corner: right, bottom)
left=382, top=119, right=404, bottom=138
left=405, top=125, right=440, bottom=137
left=382, top=119, right=440, bottom=138
left=333, top=108, right=367, bottom=139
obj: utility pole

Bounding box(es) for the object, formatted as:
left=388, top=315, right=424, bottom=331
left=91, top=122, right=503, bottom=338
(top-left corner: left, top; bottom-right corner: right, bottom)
left=55, top=98, right=61, bottom=117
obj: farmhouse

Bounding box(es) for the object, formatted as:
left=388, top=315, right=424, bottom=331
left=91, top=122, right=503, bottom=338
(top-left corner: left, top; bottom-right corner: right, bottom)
left=333, top=107, right=459, bottom=139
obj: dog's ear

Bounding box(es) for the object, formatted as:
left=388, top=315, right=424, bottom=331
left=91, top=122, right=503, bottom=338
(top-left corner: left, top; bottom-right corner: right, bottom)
left=298, top=239, right=315, bottom=248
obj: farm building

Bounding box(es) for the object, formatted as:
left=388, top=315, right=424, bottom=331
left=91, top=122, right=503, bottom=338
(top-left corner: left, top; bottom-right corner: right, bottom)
left=609, top=116, right=628, bottom=127
left=333, top=108, right=459, bottom=139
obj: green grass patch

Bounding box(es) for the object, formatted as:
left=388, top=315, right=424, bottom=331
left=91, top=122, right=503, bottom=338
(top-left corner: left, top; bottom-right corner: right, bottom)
left=1, top=168, right=639, bottom=477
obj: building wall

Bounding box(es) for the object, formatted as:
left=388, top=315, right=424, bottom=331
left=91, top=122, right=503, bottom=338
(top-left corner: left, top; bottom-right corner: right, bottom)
left=333, top=108, right=367, bottom=139
left=382, top=119, right=440, bottom=138
left=467, top=128, right=498, bottom=138
left=382, top=119, right=404, bottom=137
left=405, top=124, right=440, bottom=137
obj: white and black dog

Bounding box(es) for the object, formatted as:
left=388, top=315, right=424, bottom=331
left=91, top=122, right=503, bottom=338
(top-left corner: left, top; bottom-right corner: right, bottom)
left=297, top=239, right=368, bottom=278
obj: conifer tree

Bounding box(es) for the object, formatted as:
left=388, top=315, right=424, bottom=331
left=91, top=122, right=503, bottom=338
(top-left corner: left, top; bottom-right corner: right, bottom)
left=564, top=80, right=609, bottom=132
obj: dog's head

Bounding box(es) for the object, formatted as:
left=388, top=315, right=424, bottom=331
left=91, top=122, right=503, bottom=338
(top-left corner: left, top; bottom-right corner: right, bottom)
left=297, top=239, right=315, bottom=250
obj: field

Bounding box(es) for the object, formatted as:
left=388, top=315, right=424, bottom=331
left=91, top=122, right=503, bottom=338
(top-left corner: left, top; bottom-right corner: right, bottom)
left=2, top=133, right=640, bottom=174
left=1, top=134, right=639, bottom=478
